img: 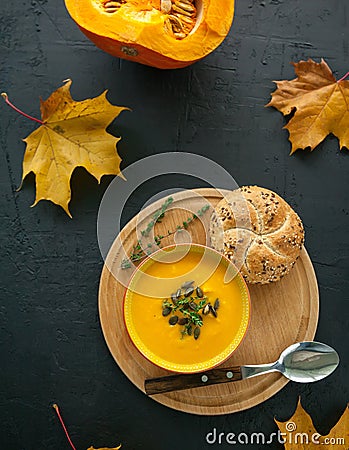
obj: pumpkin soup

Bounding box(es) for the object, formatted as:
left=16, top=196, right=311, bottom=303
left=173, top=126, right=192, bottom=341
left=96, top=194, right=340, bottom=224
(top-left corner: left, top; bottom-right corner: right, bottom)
left=124, top=244, right=250, bottom=373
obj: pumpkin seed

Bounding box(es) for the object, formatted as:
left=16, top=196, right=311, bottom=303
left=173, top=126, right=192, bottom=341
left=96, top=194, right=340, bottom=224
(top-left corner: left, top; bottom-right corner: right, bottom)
left=178, top=317, right=189, bottom=325
left=162, top=306, right=171, bottom=317
left=168, top=15, right=184, bottom=30
left=214, top=298, right=220, bottom=310
left=187, top=325, right=193, bottom=335
left=104, top=7, right=119, bottom=12
left=173, top=32, right=187, bottom=39
left=196, top=286, right=204, bottom=298
left=176, top=288, right=182, bottom=298
left=171, top=293, right=178, bottom=304
left=202, top=304, right=210, bottom=315
left=171, top=22, right=183, bottom=33
left=103, top=0, right=124, bottom=12
left=175, top=14, right=193, bottom=25
left=177, top=1, right=196, bottom=13
left=194, top=326, right=200, bottom=340
left=184, top=287, right=194, bottom=297
left=169, top=315, right=179, bottom=325
left=160, top=0, right=172, bottom=14
left=172, top=4, right=194, bottom=17
left=209, top=305, right=217, bottom=318
left=181, top=280, right=194, bottom=289
left=164, top=18, right=174, bottom=34
left=189, top=301, right=197, bottom=311
left=104, top=1, right=121, bottom=6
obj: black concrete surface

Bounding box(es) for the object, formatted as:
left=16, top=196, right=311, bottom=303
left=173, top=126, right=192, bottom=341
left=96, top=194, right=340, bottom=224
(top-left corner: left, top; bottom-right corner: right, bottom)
left=1, top=1, right=348, bottom=449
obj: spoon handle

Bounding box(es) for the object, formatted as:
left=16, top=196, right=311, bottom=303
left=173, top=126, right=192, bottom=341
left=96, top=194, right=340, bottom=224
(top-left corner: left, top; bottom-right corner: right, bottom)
left=145, top=367, right=242, bottom=395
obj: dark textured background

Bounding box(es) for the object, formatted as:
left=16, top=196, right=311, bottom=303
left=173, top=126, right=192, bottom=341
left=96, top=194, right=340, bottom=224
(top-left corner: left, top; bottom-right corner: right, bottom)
left=1, top=0, right=349, bottom=449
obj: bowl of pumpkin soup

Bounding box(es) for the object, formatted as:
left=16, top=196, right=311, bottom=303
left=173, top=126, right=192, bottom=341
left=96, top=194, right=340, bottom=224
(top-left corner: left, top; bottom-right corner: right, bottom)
left=123, top=244, right=250, bottom=373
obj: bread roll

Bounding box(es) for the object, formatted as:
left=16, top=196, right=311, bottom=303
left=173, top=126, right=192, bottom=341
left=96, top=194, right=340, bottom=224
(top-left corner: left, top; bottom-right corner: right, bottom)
left=210, top=186, right=304, bottom=284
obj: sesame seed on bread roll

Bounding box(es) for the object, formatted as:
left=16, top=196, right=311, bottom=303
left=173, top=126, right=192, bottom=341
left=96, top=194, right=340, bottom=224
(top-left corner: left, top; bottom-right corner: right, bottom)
left=209, top=186, right=304, bottom=284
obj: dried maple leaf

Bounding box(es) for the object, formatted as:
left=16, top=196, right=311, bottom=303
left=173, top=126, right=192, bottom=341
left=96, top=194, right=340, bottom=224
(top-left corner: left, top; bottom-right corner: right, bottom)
left=267, top=58, right=349, bottom=154
left=87, top=446, right=121, bottom=450
left=3, top=80, right=128, bottom=217
left=275, top=398, right=349, bottom=449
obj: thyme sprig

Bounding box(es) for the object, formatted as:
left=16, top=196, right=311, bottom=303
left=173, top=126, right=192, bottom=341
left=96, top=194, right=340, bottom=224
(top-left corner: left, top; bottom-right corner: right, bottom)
left=182, top=308, right=204, bottom=327
left=121, top=198, right=210, bottom=269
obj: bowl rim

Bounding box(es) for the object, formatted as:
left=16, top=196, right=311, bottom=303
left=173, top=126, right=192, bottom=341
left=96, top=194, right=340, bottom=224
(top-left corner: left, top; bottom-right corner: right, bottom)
left=123, top=243, right=251, bottom=374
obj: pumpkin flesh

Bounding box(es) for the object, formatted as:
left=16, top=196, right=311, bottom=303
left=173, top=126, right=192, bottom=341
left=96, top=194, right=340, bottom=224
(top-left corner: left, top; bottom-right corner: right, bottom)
left=64, top=0, right=235, bottom=68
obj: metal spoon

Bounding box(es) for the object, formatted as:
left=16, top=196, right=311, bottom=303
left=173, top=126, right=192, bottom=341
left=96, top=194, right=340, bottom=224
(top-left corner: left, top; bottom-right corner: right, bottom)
left=145, top=341, right=339, bottom=395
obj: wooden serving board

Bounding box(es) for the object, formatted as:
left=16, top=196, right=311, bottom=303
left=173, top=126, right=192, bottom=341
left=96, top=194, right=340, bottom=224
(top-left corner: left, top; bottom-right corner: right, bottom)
left=98, top=188, right=319, bottom=415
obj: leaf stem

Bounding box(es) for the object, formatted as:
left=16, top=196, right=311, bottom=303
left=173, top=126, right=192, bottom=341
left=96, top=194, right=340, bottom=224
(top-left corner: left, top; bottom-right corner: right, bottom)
left=337, top=71, right=349, bottom=82
left=1, top=92, right=43, bottom=124
left=52, top=404, right=77, bottom=450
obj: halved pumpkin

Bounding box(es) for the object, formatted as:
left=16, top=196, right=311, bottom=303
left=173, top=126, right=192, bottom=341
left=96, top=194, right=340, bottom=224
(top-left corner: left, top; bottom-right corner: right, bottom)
left=64, top=0, right=235, bottom=69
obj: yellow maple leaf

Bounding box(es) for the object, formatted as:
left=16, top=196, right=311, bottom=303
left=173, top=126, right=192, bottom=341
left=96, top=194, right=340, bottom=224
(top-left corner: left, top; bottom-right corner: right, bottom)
left=275, top=398, right=349, bottom=449
left=15, top=79, right=127, bottom=217
left=87, top=446, right=121, bottom=450
left=266, top=58, right=349, bottom=154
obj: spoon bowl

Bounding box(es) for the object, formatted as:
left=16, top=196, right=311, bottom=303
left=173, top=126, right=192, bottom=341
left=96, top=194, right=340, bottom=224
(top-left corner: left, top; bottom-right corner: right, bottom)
left=279, top=341, right=340, bottom=383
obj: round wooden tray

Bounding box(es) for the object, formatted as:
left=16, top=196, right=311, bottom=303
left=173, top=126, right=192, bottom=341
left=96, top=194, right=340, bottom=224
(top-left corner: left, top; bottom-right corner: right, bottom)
left=98, top=188, right=319, bottom=415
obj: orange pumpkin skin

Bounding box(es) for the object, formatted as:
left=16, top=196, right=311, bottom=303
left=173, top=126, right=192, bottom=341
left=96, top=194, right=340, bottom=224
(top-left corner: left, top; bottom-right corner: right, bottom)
left=81, top=28, right=194, bottom=69
left=64, top=0, right=235, bottom=69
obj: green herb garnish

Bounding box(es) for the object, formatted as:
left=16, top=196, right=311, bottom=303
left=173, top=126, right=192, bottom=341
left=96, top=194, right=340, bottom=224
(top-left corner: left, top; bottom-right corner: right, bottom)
left=163, top=283, right=219, bottom=340
left=121, top=199, right=210, bottom=269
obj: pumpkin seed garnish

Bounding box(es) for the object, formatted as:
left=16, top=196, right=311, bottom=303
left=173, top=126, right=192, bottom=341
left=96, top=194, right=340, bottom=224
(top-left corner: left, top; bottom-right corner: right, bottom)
left=162, top=306, right=171, bottom=317
left=169, top=315, right=179, bottom=325
left=209, top=304, right=217, bottom=318
left=181, top=280, right=194, bottom=289
left=184, top=287, right=195, bottom=297
left=202, top=304, right=210, bottom=315
left=196, top=286, right=204, bottom=298
left=162, top=282, right=220, bottom=339
left=189, top=301, right=197, bottom=311
left=178, top=317, right=189, bottom=325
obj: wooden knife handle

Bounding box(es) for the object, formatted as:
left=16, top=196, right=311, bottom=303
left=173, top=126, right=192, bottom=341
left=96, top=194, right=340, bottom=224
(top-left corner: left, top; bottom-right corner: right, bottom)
left=144, top=367, right=242, bottom=395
